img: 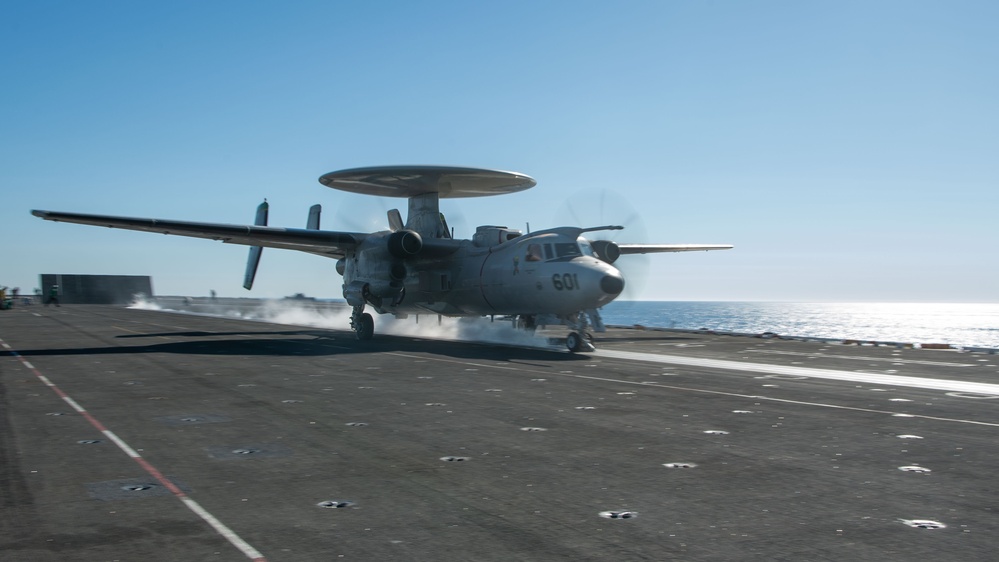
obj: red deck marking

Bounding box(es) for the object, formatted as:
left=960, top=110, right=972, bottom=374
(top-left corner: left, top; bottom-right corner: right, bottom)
left=1, top=338, right=267, bottom=561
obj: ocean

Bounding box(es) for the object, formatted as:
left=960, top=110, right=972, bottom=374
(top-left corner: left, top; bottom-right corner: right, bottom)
left=144, top=298, right=999, bottom=350
left=598, top=301, right=999, bottom=350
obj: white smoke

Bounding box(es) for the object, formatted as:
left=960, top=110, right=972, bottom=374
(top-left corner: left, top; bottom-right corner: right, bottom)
left=128, top=297, right=162, bottom=311
left=129, top=296, right=561, bottom=350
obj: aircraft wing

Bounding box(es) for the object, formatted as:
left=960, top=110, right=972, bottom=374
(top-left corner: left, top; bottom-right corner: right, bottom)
left=617, top=244, right=734, bottom=255
left=31, top=210, right=363, bottom=258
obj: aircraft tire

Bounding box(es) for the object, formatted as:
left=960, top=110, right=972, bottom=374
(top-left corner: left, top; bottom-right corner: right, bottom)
left=566, top=331, right=582, bottom=352
left=356, top=313, right=374, bottom=340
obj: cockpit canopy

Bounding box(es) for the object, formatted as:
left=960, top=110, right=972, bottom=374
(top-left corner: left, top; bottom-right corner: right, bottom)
left=523, top=238, right=595, bottom=262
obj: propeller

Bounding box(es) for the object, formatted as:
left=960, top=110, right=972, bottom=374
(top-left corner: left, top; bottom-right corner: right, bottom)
left=332, top=194, right=392, bottom=232
left=553, top=189, right=651, bottom=300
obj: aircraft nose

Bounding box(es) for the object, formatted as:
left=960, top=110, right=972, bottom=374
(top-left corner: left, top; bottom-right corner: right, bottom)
left=601, top=274, right=625, bottom=295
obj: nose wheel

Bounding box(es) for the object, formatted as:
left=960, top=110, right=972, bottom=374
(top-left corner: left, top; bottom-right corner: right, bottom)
left=566, top=331, right=595, bottom=353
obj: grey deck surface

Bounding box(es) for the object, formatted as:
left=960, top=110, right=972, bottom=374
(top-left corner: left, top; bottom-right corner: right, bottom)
left=2, top=305, right=998, bottom=561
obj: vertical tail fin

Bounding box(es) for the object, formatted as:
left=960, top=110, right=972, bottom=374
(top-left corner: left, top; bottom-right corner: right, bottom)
left=242, top=200, right=268, bottom=290
left=387, top=209, right=404, bottom=232
left=307, top=204, right=321, bottom=230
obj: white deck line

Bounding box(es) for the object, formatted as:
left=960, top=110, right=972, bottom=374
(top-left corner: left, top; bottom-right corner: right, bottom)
left=596, top=349, right=999, bottom=395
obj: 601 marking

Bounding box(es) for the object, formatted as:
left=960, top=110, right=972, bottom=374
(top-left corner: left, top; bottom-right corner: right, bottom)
left=551, top=273, right=580, bottom=291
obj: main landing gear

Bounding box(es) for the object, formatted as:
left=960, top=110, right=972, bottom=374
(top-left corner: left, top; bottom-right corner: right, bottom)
left=351, top=305, right=374, bottom=340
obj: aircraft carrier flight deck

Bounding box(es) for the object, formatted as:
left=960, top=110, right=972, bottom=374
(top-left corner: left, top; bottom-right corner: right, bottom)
left=2, top=305, right=998, bottom=561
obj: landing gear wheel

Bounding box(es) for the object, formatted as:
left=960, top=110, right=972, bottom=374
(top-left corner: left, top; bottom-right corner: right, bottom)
left=566, top=331, right=583, bottom=352
left=566, top=331, right=596, bottom=352
left=356, top=313, right=374, bottom=340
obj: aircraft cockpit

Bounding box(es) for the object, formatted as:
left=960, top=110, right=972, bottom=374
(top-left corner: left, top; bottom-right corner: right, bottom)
left=524, top=239, right=594, bottom=262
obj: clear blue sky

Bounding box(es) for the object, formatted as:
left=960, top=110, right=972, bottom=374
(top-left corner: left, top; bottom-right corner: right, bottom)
left=3, top=1, right=996, bottom=302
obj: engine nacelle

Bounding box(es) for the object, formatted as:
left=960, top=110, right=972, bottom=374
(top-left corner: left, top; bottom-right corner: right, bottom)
left=358, top=261, right=407, bottom=298
left=368, top=279, right=404, bottom=298
left=388, top=262, right=407, bottom=282
left=343, top=263, right=406, bottom=308
left=387, top=230, right=423, bottom=259
left=590, top=240, right=621, bottom=264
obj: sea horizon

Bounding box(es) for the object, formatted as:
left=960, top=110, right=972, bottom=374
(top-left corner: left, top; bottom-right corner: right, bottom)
left=598, top=301, right=999, bottom=350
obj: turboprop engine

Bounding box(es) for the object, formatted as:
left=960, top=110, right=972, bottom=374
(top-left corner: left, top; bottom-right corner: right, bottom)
left=360, top=260, right=408, bottom=298
left=590, top=240, right=621, bottom=264
left=342, top=260, right=407, bottom=308
left=341, top=229, right=423, bottom=308
left=387, top=229, right=422, bottom=258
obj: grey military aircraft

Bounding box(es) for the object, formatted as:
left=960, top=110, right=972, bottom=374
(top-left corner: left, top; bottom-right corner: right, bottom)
left=32, top=166, right=731, bottom=352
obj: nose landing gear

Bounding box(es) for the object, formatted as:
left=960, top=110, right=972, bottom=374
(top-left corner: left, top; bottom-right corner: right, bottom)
left=562, top=311, right=597, bottom=352
left=566, top=331, right=595, bottom=353
left=519, top=312, right=598, bottom=352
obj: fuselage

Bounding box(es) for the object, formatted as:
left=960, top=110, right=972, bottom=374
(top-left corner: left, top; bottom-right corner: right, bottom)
left=342, top=227, right=625, bottom=318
